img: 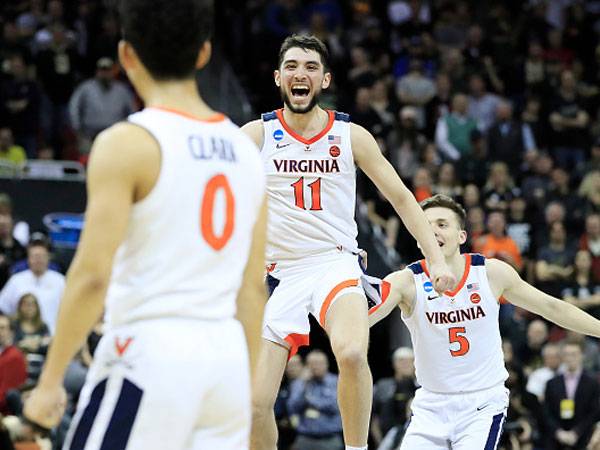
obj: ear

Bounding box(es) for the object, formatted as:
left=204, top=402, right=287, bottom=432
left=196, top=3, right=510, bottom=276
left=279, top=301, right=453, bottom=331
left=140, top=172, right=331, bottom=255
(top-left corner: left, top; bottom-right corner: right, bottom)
left=458, top=229, right=467, bottom=245
left=196, top=41, right=212, bottom=69
left=118, top=40, right=137, bottom=74
left=274, top=69, right=281, bottom=87
left=322, top=71, right=331, bottom=89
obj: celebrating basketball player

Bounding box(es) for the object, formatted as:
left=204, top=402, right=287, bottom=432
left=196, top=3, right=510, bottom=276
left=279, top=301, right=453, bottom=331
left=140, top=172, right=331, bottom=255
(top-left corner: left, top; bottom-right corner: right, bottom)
left=242, top=35, right=455, bottom=450
left=370, top=194, right=600, bottom=449
left=24, top=1, right=267, bottom=449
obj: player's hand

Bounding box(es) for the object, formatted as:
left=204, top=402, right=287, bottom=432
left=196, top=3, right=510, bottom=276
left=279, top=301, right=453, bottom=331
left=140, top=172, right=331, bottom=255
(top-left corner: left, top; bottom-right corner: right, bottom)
left=429, top=261, right=456, bottom=294
left=23, top=384, right=67, bottom=430
left=358, top=249, right=368, bottom=271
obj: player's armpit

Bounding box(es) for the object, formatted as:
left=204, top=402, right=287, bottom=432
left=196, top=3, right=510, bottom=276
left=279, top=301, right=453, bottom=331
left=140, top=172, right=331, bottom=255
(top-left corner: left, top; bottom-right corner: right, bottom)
left=241, top=119, right=265, bottom=149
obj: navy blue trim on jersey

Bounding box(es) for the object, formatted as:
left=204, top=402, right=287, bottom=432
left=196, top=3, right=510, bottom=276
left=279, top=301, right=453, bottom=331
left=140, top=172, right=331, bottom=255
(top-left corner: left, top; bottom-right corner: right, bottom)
left=261, top=111, right=278, bottom=122
left=484, top=413, right=505, bottom=450
left=69, top=379, right=108, bottom=450
left=99, top=379, right=143, bottom=450
left=334, top=111, right=350, bottom=122
left=471, top=253, right=485, bottom=266
left=266, top=274, right=280, bottom=297
left=408, top=261, right=424, bottom=275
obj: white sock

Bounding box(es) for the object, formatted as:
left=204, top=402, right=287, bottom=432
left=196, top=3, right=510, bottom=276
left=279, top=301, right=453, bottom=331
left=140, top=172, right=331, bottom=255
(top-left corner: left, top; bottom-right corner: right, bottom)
left=345, top=446, right=367, bottom=450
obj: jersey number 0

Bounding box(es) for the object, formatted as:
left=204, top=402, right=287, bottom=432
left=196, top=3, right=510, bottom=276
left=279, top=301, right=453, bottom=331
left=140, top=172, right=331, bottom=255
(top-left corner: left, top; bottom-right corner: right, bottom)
left=201, top=174, right=235, bottom=251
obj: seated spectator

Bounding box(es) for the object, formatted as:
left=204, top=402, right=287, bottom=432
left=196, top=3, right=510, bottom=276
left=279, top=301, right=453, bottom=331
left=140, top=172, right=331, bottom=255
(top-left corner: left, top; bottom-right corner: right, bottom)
left=11, top=293, right=50, bottom=357
left=0, top=313, right=26, bottom=415
left=275, top=354, right=305, bottom=450
left=456, top=129, right=489, bottom=188
left=396, top=59, right=435, bottom=128
left=562, top=250, right=600, bottom=318
left=287, top=350, right=343, bottom=450
left=578, top=170, right=600, bottom=217
left=435, top=93, right=477, bottom=162
left=371, top=347, right=417, bottom=447
left=535, top=221, right=576, bottom=298
left=482, top=162, right=521, bottom=214
left=506, top=197, right=535, bottom=266
left=473, top=210, right=523, bottom=271
left=462, top=183, right=481, bottom=210
left=526, top=343, right=561, bottom=402
left=579, top=213, right=600, bottom=283
left=411, top=166, right=433, bottom=202
left=466, top=73, right=500, bottom=133
left=0, top=128, right=26, bottom=174
left=543, top=340, right=600, bottom=449
left=432, top=162, right=462, bottom=200
left=464, top=206, right=485, bottom=251
left=0, top=240, right=65, bottom=334
left=386, top=106, right=427, bottom=180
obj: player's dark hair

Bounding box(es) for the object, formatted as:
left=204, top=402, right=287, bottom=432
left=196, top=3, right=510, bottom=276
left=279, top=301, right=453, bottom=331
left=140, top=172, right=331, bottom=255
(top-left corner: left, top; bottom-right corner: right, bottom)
left=420, top=194, right=467, bottom=229
left=278, top=34, right=330, bottom=71
left=119, top=0, right=214, bottom=80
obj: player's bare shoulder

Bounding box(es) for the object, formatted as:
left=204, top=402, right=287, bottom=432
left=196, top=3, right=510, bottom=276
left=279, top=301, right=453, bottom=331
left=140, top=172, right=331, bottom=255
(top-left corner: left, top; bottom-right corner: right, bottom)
left=385, top=267, right=417, bottom=315
left=484, top=257, right=521, bottom=298
left=241, top=119, right=264, bottom=149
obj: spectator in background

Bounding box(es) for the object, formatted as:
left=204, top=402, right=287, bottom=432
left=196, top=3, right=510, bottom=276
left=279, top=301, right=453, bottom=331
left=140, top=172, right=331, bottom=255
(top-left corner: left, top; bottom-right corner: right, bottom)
left=521, top=95, right=547, bottom=151
left=516, top=319, right=548, bottom=375
left=578, top=170, right=600, bottom=217
left=526, top=343, right=561, bottom=402
left=482, top=162, right=521, bottom=214
left=523, top=41, right=548, bottom=96
left=387, top=106, right=427, bottom=180
left=464, top=205, right=485, bottom=251
left=486, top=100, right=537, bottom=172
left=0, top=313, right=26, bottom=415
left=370, top=347, right=417, bottom=447
left=562, top=250, right=600, bottom=319
left=457, top=129, right=489, bottom=187
left=544, top=340, right=600, bottom=450
left=411, top=166, right=433, bottom=203
left=396, top=59, right=435, bottom=129
left=506, top=197, right=535, bottom=268
left=432, top=162, right=462, bottom=200
left=580, top=213, right=600, bottom=283
left=275, top=354, right=305, bottom=450
left=522, top=152, right=554, bottom=213
left=536, top=221, right=576, bottom=298
left=0, top=213, right=26, bottom=289
left=11, top=293, right=50, bottom=358
left=0, top=53, right=41, bottom=158
left=435, top=93, right=477, bottom=162
left=287, top=350, right=343, bottom=450
left=69, top=57, right=134, bottom=157
left=462, top=183, right=481, bottom=210
left=0, top=240, right=64, bottom=334
left=549, top=69, right=589, bottom=172
left=466, top=73, right=500, bottom=133
left=473, top=210, right=523, bottom=271
left=0, top=128, right=26, bottom=170
left=369, top=78, right=398, bottom=139
left=424, top=72, right=452, bottom=139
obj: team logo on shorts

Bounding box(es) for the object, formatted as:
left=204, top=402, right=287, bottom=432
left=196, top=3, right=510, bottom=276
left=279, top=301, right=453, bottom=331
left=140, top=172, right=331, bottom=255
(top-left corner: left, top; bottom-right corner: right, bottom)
left=273, top=129, right=284, bottom=141
left=423, top=281, right=433, bottom=292
left=329, top=145, right=340, bottom=157
left=470, top=293, right=481, bottom=304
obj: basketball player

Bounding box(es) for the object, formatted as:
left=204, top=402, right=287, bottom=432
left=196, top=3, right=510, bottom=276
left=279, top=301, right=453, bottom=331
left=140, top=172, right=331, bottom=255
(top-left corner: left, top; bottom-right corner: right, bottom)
left=241, top=35, right=455, bottom=450
left=23, top=1, right=267, bottom=449
left=370, top=194, right=600, bottom=449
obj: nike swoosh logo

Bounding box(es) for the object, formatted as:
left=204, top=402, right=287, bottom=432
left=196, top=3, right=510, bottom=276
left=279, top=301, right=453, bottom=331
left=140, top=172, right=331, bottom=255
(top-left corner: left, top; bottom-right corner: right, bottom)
left=276, top=143, right=291, bottom=149
left=427, top=295, right=439, bottom=300
left=476, top=404, right=489, bottom=411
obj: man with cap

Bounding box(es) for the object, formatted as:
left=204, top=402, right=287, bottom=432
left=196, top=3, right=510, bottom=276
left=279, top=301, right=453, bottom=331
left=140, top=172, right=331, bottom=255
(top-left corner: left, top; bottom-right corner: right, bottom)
left=68, top=57, right=135, bottom=158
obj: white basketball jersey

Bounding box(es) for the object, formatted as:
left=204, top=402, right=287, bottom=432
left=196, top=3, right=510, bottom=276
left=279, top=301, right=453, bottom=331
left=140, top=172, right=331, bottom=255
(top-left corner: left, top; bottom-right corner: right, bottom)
left=261, top=109, right=359, bottom=262
left=403, top=254, right=508, bottom=393
left=104, top=107, right=265, bottom=327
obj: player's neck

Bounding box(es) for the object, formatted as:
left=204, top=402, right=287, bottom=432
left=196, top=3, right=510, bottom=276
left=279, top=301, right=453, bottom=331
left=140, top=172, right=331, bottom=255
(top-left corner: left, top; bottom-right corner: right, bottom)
left=141, top=79, right=215, bottom=119
left=446, top=252, right=467, bottom=280
left=281, top=106, right=328, bottom=136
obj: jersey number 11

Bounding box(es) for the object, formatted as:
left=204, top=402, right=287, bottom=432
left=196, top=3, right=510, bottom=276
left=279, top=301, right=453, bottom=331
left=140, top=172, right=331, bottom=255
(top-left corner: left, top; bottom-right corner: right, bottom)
left=291, top=177, right=322, bottom=211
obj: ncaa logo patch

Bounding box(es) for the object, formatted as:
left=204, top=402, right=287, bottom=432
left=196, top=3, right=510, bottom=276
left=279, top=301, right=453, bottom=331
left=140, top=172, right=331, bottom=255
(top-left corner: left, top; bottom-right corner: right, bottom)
left=470, top=293, right=481, bottom=304
left=273, top=129, right=284, bottom=141
left=423, top=281, right=433, bottom=292
left=329, top=145, right=340, bottom=157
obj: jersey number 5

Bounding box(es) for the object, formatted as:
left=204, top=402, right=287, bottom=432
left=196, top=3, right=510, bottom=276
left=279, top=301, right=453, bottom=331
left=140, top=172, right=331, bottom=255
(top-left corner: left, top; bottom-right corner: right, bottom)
left=448, top=326, right=470, bottom=357
left=201, top=174, right=235, bottom=251
left=291, top=177, right=322, bottom=211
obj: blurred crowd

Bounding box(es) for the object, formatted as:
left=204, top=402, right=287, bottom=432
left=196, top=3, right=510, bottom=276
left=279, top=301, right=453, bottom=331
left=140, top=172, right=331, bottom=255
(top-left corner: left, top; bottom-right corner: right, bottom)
left=1, top=0, right=600, bottom=449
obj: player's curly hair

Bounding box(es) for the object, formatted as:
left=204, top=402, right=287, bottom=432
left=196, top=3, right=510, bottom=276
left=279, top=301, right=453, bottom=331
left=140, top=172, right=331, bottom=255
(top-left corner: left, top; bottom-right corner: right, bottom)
left=278, top=34, right=330, bottom=71
left=420, top=194, right=467, bottom=229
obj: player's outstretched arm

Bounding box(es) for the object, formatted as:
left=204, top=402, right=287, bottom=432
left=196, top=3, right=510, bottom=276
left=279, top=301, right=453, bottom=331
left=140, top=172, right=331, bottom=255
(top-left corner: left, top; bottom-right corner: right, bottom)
left=488, top=258, right=600, bottom=338
left=235, top=195, right=268, bottom=382
left=24, top=123, right=154, bottom=429
left=351, top=123, right=454, bottom=293
left=241, top=120, right=264, bottom=149
left=369, top=269, right=415, bottom=327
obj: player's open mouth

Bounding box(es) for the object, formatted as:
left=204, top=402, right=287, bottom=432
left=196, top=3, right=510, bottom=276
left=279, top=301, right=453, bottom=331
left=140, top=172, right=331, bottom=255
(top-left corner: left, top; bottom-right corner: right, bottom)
left=291, top=84, right=310, bottom=100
